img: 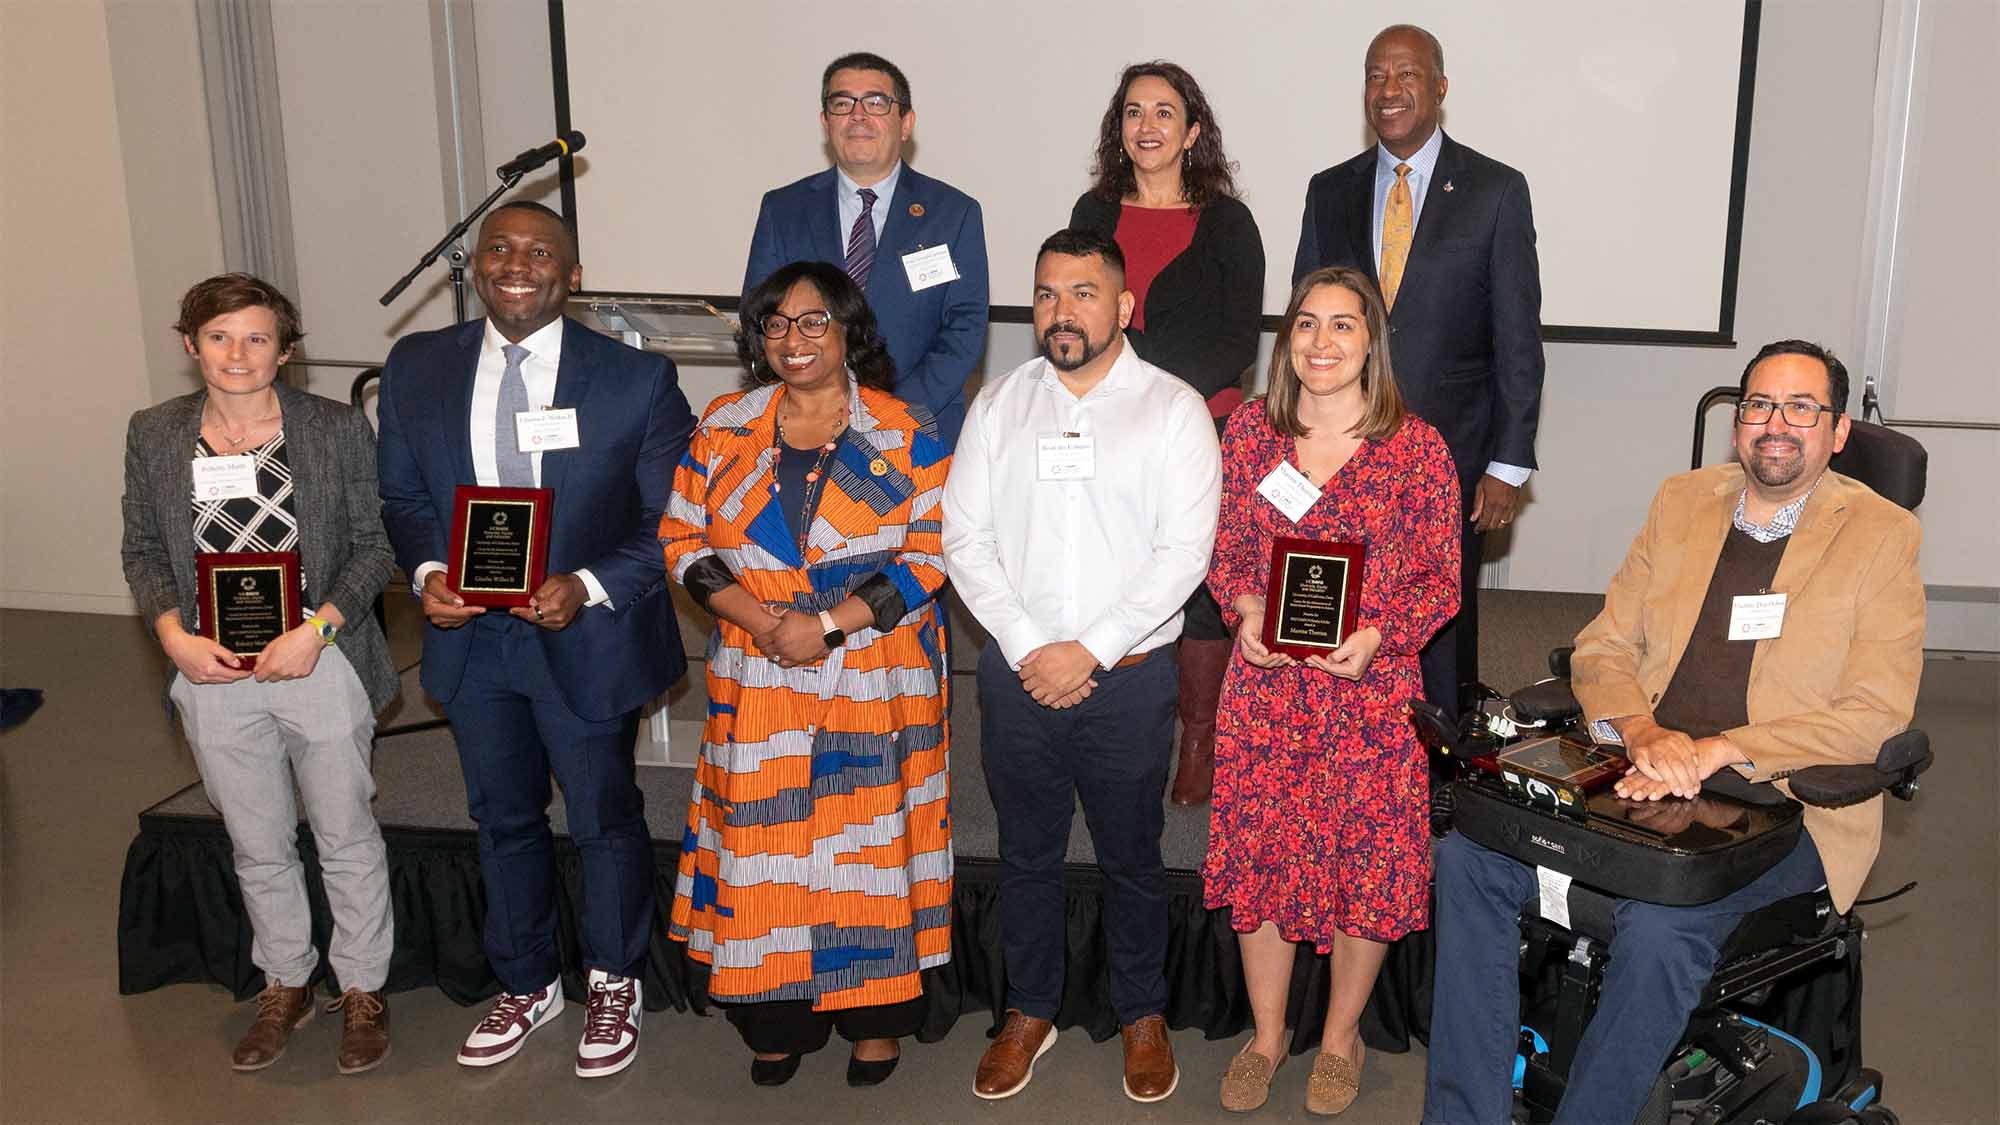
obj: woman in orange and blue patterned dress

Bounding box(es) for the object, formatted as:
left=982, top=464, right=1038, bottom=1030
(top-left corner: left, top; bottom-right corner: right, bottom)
left=661, top=260, right=952, bottom=1089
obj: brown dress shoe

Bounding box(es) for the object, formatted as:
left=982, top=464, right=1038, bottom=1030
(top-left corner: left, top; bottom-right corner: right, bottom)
left=333, top=989, right=390, bottom=1075
left=231, top=983, right=315, bottom=1071
left=973, top=1010, right=1057, bottom=1100
left=1121, top=1013, right=1180, bottom=1103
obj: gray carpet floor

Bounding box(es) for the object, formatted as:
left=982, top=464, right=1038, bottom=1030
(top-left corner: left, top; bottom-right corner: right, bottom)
left=7, top=597, right=1990, bottom=1123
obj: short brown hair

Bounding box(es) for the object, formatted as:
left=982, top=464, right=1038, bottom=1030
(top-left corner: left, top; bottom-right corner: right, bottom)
left=173, top=273, right=305, bottom=352
left=1263, top=267, right=1405, bottom=441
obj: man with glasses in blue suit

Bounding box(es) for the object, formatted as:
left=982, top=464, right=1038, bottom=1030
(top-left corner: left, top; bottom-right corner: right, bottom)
left=743, top=51, right=989, bottom=449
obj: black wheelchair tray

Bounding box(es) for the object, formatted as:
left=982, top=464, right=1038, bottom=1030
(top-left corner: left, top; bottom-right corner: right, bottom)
left=1452, top=775, right=1805, bottom=906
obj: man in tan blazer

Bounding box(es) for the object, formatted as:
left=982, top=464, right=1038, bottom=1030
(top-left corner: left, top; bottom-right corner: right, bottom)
left=1423, top=340, right=1924, bottom=1124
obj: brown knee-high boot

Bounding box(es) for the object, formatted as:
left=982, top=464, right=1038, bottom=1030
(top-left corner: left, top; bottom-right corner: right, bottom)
left=1169, top=638, right=1233, bottom=806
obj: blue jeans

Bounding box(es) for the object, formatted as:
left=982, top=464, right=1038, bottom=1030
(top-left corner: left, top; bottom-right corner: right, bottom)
left=1423, top=829, right=1827, bottom=1123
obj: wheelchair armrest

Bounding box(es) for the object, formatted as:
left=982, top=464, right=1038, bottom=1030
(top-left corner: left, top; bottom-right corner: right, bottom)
left=1788, top=730, right=1932, bottom=809
left=1512, top=678, right=1582, bottom=724
left=1548, top=645, right=1575, bottom=679
left=1411, top=698, right=1469, bottom=756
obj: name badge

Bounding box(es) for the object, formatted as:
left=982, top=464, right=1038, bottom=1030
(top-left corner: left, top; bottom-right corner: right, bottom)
left=192, top=454, right=259, bottom=501
left=515, top=407, right=580, bottom=453
left=1256, top=460, right=1321, bottom=523
left=901, top=244, right=959, bottom=292
left=1727, top=592, right=1787, bottom=641
left=1037, top=434, right=1095, bottom=481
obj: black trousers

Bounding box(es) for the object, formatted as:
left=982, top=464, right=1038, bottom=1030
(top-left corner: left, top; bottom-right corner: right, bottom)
left=977, top=643, right=1177, bottom=1024
left=722, top=996, right=927, bottom=1055
left=1419, top=516, right=1484, bottom=718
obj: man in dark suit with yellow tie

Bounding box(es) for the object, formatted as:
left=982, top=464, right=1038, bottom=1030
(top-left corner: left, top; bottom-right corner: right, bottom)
left=1293, top=23, right=1546, bottom=715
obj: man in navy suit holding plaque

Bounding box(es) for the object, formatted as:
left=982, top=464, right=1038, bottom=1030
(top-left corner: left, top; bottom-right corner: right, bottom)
left=377, top=200, right=696, bottom=1078
left=744, top=50, right=989, bottom=448
left=1293, top=24, right=1546, bottom=715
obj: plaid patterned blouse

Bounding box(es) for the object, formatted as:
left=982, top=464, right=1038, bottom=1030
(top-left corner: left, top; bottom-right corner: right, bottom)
left=191, top=431, right=308, bottom=619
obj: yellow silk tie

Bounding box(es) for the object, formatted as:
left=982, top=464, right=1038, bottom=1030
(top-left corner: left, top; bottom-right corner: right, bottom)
left=1380, top=162, right=1413, bottom=309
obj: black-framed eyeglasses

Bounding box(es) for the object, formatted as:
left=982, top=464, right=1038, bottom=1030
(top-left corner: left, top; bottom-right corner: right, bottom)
left=823, top=92, right=901, bottom=117
left=758, top=310, right=834, bottom=339
left=1735, top=398, right=1839, bottom=427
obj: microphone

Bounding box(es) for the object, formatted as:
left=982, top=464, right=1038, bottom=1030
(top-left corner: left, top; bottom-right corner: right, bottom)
left=495, top=131, right=586, bottom=179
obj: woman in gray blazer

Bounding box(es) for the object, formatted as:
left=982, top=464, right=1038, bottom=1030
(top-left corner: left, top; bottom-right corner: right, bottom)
left=120, top=274, right=398, bottom=1076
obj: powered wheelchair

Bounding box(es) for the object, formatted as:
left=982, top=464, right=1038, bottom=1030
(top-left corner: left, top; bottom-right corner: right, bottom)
left=1413, top=397, right=1932, bottom=1124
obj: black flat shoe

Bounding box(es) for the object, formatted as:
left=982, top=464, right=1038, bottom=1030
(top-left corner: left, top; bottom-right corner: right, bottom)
left=751, top=1053, right=802, bottom=1086
left=846, top=1051, right=900, bottom=1087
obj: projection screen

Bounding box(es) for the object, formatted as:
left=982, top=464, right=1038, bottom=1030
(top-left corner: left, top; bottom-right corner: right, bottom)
left=554, top=0, right=1757, bottom=342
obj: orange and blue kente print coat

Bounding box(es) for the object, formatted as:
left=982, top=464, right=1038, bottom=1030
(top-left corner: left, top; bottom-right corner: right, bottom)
left=661, top=381, right=953, bottom=1010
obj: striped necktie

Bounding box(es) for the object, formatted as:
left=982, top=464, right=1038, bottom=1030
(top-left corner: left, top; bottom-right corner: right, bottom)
left=1380, top=162, right=1413, bottom=309
left=844, top=187, right=878, bottom=287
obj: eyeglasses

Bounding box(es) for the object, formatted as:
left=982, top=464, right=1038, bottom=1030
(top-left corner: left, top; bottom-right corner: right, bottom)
left=758, top=311, right=833, bottom=339
left=1735, top=398, right=1839, bottom=427
left=823, top=93, right=902, bottom=117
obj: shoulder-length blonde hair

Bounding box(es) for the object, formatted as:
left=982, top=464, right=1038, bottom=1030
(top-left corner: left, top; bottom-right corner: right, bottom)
left=1262, top=267, right=1406, bottom=441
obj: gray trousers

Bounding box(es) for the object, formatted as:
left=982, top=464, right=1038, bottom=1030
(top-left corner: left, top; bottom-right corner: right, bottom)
left=170, top=646, right=393, bottom=991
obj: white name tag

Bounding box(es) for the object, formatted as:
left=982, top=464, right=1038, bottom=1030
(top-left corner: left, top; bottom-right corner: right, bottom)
left=1256, top=460, right=1321, bottom=523
left=1536, top=866, right=1573, bottom=928
left=192, top=454, right=258, bottom=500
left=515, top=407, right=580, bottom=453
left=901, top=244, right=960, bottom=292
left=1727, top=592, right=1787, bottom=641
left=1036, top=434, right=1096, bottom=481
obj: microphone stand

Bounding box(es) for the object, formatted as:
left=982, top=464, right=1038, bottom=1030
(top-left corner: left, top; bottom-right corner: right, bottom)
left=378, top=169, right=525, bottom=318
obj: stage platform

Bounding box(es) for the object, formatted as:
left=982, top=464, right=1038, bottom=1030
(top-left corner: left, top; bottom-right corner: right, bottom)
left=116, top=590, right=1614, bottom=1053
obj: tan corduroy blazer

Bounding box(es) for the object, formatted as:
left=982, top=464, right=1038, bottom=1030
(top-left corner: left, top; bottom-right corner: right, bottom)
left=1571, top=464, right=1924, bottom=912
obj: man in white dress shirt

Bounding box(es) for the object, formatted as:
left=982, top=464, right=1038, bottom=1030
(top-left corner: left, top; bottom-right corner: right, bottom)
left=942, top=228, right=1221, bottom=1104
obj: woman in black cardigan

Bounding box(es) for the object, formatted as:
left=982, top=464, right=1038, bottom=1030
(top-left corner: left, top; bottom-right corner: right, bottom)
left=1070, top=60, right=1265, bottom=805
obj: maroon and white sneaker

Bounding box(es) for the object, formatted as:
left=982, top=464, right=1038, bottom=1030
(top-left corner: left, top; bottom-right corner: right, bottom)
left=456, top=980, right=563, bottom=1067
left=574, top=969, right=641, bottom=1079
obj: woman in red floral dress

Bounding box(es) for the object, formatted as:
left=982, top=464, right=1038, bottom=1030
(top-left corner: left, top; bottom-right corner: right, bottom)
left=1202, top=267, right=1460, bottom=1115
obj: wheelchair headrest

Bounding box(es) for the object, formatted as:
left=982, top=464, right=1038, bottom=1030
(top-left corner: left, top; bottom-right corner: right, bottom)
left=1830, top=418, right=1927, bottom=511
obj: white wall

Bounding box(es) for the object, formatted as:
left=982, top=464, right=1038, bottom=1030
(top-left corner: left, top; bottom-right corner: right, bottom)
left=0, top=0, right=214, bottom=616
left=5, top=0, right=1992, bottom=646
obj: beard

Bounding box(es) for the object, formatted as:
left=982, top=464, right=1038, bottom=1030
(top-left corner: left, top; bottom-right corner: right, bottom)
left=1040, top=321, right=1109, bottom=372
left=1743, top=434, right=1806, bottom=488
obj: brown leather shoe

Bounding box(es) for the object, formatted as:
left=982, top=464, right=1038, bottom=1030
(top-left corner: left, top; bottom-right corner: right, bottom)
left=1121, top=1013, right=1180, bottom=1103
left=972, top=1010, right=1056, bottom=1100
left=231, top=983, right=315, bottom=1071
left=333, top=989, right=390, bottom=1075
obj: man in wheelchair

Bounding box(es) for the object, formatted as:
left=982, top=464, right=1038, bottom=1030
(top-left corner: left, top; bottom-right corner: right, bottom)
left=1422, top=341, right=1925, bottom=1123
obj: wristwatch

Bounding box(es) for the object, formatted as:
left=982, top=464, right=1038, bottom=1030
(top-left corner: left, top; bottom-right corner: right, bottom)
left=306, top=615, right=339, bottom=646
left=817, top=609, right=845, bottom=651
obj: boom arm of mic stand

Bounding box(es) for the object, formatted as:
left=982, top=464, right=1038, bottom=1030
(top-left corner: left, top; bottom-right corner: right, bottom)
left=378, top=171, right=525, bottom=309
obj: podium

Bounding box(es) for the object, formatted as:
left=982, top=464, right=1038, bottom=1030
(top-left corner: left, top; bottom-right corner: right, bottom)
left=568, top=294, right=737, bottom=359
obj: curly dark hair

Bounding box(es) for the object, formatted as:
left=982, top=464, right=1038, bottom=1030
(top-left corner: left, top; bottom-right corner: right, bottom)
left=1087, top=60, right=1240, bottom=209
left=736, top=261, right=897, bottom=391
left=173, top=273, right=305, bottom=352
